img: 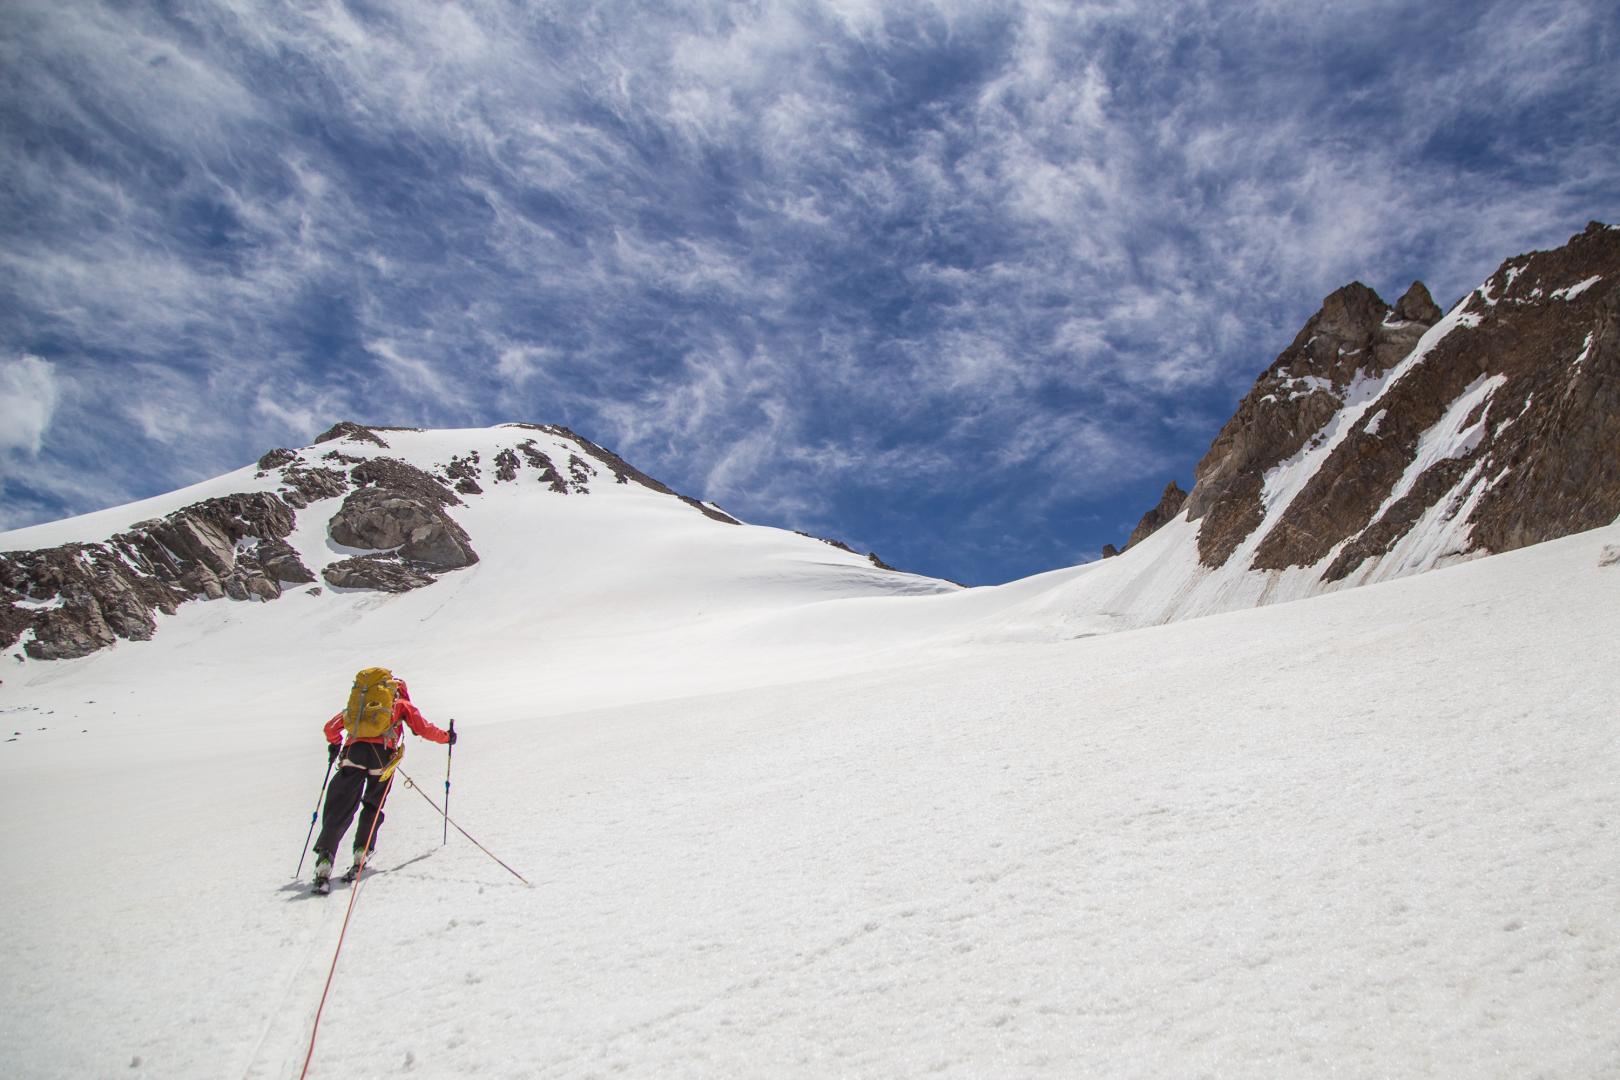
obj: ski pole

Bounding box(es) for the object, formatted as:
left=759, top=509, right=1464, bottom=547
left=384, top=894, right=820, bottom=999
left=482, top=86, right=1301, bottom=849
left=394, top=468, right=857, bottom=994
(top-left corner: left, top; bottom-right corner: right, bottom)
left=443, top=718, right=455, bottom=846
left=295, top=750, right=338, bottom=879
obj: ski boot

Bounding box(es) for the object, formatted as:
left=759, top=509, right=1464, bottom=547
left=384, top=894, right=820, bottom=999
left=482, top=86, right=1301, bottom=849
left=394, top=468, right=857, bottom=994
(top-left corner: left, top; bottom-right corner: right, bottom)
left=311, top=851, right=333, bottom=895
left=342, top=848, right=371, bottom=884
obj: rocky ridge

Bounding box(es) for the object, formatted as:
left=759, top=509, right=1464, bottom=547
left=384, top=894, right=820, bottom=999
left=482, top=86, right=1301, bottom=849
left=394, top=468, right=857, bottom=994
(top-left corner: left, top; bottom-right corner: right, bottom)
left=1123, top=221, right=1620, bottom=585
left=0, top=423, right=742, bottom=660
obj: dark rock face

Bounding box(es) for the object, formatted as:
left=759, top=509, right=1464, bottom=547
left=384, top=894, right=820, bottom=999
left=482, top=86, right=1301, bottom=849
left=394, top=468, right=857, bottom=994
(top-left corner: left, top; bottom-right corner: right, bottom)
left=0, top=492, right=314, bottom=660
left=279, top=466, right=349, bottom=508
left=1463, top=229, right=1620, bottom=556
left=517, top=441, right=570, bottom=493
left=1125, top=481, right=1188, bottom=550
left=493, top=448, right=520, bottom=482
left=1394, top=281, right=1442, bottom=325
left=28, top=591, right=118, bottom=660
left=1185, top=280, right=1442, bottom=567
left=1255, top=223, right=1620, bottom=575
left=1167, top=221, right=1620, bottom=580
left=445, top=453, right=483, bottom=495
left=349, top=457, right=461, bottom=507
left=329, top=489, right=477, bottom=570
left=315, top=421, right=390, bottom=447
left=327, top=456, right=479, bottom=577
left=323, top=554, right=437, bottom=593
left=331, top=489, right=435, bottom=550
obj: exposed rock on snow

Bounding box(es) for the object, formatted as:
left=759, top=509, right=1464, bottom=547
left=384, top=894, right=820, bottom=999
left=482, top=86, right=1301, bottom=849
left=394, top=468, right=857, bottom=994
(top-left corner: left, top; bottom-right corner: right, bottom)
left=349, top=456, right=461, bottom=507
left=542, top=424, right=744, bottom=525
left=278, top=465, right=348, bottom=509
left=1185, top=280, right=1440, bottom=566
left=315, top=421, right=391, bottom=448
left=322, top=553, right=439, bottom=592
left=0, top=492, right=313, bottom=659
left=328, top=489, right=478, bottom=570
left=1393, top=280, right=1443, bottom=325
left=1148, top=222, right=1620, bottom=588
left=256, top=448, right=298, bottom=471
left=1125, top=481, right=1187, bottom=550
left=1, top=422, right=800, bottom=659
left=517, top=440, right=571, bottom=493
left=444, top=453, right=483, bottom=495
left=1259, top=222, right=1619, bottom=574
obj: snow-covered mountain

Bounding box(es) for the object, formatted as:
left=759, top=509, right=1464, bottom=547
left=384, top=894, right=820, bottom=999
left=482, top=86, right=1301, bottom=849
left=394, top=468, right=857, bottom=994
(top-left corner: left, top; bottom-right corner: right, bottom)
left=7, top=226, right=1614, bottom=672
left=1, top=421, right=963, bottom=714
left=1013, top=219, right=1620, bottom=637
left=3, top=474, right=1617, bottom=1079
left=3, top=225, right=1619, bottom=1079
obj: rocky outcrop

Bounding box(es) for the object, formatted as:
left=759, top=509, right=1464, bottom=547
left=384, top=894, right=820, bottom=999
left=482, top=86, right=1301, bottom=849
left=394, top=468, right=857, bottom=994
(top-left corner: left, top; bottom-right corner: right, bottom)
left=1153, top=221, right=1620, bottom=584
left=3, top=417, right=894, bottom=661
left=328, top=488, right=478, bottom=570
left=0, top=492, right=315, bottom=660
left=1253, top=222, right=1620, bottom=575
left=349, top=457, right=461, bottom=508
left=517, top=441, right=570, bottom=494
left=322, top=455, right=479, bottom=588
left=279, top=465, right=349, bottom=508
left=315, top=421, right=390, bottom=448
left=444, top=453, right=483, bottom=496
left=322, top=554, right=438, bottom=593
left=493, top=448, right=520, bottom=483
left=1125, top=481, right=1187, bottom=550
left=1185, top=280, right=1443, bottom=567
left=1460, top=225, right=1620, bottom=555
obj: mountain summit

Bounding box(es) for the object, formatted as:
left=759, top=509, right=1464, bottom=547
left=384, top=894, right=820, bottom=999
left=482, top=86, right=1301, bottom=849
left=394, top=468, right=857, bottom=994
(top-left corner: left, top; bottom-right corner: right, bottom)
left=0, top=423, right=944, bottom=663
left=1119, top=219, right=1619, bottom=598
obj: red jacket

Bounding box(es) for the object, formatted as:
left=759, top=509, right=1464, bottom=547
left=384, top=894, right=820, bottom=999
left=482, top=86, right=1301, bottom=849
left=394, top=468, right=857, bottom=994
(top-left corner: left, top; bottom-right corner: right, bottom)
left=325, top=694, right=450, bottom=750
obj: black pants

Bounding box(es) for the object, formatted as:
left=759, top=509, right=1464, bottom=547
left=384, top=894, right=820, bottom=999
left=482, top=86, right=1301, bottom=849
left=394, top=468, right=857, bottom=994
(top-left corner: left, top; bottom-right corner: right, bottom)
left=315, top=742, right=395, bottom=860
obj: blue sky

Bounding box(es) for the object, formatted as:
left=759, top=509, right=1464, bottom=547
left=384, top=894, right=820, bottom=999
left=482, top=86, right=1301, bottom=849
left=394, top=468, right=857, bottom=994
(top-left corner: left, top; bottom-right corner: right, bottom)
left=2, top=1, right=1616, bottom=584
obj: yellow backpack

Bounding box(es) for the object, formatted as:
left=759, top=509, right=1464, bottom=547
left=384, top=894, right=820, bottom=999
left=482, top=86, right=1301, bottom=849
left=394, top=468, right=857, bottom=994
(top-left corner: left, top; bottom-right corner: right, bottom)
left=344, top=667, right=399, bottom=740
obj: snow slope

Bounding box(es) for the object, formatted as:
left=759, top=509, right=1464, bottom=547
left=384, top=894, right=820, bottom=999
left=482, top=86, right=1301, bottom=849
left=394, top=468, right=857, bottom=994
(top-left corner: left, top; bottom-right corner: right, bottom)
left=1, top=424, right=959, bottom=711
left=1, top=489, right=1616, bottom=1078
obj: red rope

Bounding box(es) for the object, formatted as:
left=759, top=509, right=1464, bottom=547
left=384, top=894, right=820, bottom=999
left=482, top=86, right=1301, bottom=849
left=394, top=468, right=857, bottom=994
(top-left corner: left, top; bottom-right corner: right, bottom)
left=298, top=768, right=395, bottom=1079
left=397, top=768, right=530, bottom=887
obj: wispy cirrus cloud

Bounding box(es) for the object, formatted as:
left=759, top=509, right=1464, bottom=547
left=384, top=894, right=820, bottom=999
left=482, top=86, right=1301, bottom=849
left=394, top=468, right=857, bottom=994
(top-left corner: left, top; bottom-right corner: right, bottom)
left=2, top=0, right=1616, bottom=580
left=0, top=355, right=59, bottom=457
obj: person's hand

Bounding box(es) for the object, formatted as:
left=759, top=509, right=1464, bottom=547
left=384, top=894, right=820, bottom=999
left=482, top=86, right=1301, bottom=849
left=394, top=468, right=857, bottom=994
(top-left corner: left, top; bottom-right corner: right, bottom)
left=328, top=742, right=341, bottom=764
left=447, top=729, right=458, bottom=746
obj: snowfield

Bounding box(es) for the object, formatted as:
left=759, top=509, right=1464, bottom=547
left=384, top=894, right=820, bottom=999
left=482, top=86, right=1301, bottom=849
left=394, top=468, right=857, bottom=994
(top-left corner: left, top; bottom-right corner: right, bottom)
left=0, top=430, right=1617, bottom=1077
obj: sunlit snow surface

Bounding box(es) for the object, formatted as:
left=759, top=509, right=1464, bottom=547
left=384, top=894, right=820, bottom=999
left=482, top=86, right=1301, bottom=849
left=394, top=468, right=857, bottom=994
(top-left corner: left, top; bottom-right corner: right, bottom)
left=1, top=427, right=1617, bottom=1077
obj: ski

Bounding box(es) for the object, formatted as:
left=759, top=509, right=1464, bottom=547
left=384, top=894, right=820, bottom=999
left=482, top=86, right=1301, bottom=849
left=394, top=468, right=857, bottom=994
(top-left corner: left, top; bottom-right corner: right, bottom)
left=311, top=876, right=331, bottom=896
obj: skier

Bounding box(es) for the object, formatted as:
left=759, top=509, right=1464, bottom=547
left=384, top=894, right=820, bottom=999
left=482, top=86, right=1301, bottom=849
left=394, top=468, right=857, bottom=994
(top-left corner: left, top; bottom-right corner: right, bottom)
left=311, top=669, right=455, bottom=892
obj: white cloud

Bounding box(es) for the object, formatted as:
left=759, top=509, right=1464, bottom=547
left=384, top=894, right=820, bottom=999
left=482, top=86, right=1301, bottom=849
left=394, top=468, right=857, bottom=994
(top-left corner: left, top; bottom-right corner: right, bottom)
left=2, top=0, right=1615, bottom=573
left=0, top=354, right=60, bottom=455
left=367, top=340, right=467, bottom=413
